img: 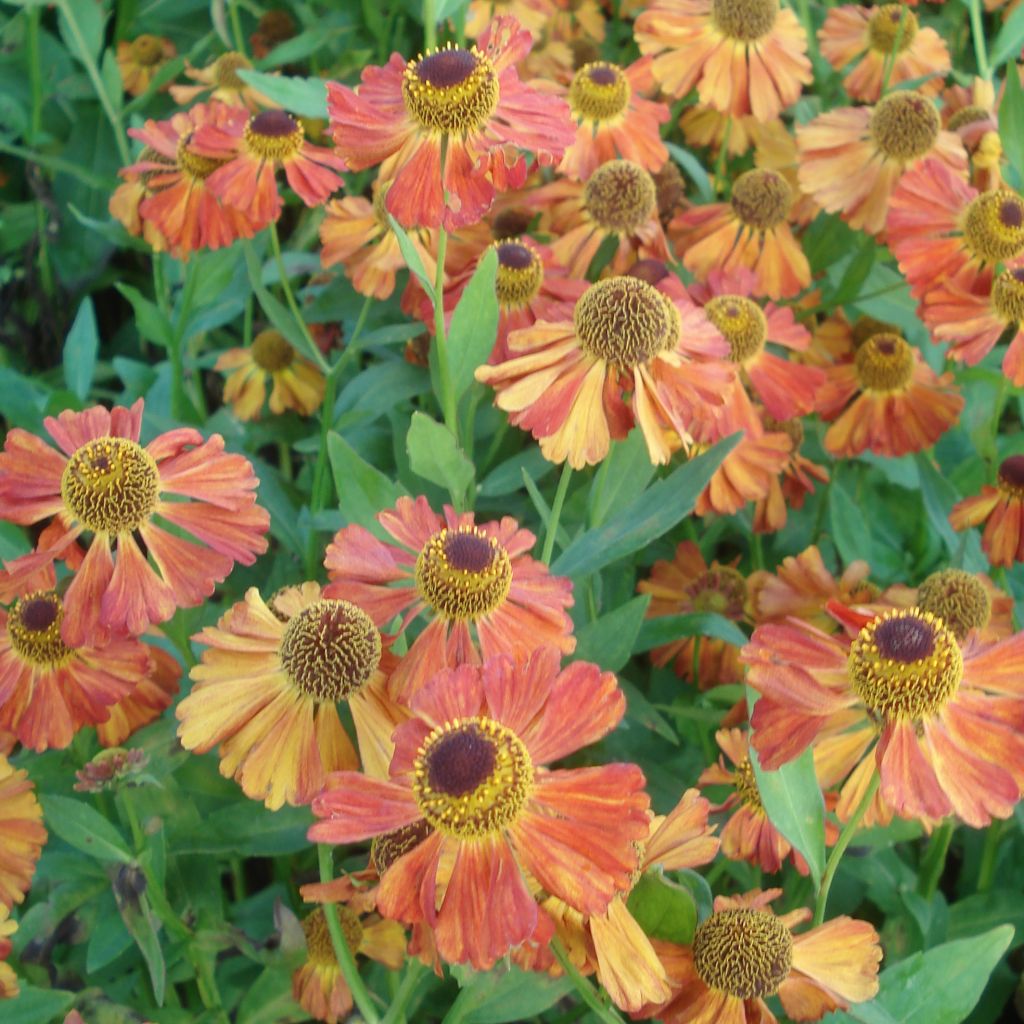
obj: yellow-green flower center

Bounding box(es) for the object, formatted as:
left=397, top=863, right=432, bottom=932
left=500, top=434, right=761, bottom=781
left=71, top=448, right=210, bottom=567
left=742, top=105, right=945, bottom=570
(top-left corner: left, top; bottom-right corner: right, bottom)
left=129, top=35, right=166, bottom=67
left=963, top=190, right=1024, bottom=264
left=212, top=51, right=252, bottom=90
left=251, top=329, right=295, bottom=372
left=869, top=91, right=940, bottom=161
left=730, top=169, right=791, bottom=230
left=568, top=62, right=630, bottom=122
left=583, top=159, right=657, bottom=235
left=685, top=566, right=747, bottom=618
left=402, top=44, right=499, bottom=135
left=853, top=333, right=914, bottom=392
left=704, top=295, right=767, bottom=364
left=733, top=756, right=763, bottom=812
left=712, top=0, right=779, bottom=41
left=302, top=907, right=363, bottom=967
left=8, top=591, right=73, bottom=667
left=916, top=569, right=991, bottom=641
left=414, top=526, right=513, bottom=621
left=176, top=135, right=227, bottom=181
left=693, top=909, right=793, bottom=998
left=992, top=267, right=1024, bottom=323
left=867, top=5, right=918, bottom=54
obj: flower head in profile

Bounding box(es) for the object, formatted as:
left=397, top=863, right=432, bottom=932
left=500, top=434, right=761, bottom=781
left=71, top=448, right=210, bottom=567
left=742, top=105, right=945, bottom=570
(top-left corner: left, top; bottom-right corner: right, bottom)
left=309, top=648, right=651, bottom=970
left=951, top=455, right=1024, bottom=567
left=0, top=399, right=269, bottom=646
left=636, top=889, right=880, bottom=1023
left=178, top=583, right=403, bottom=809
left=326, top=17, right=575, bottom=229
left=0, top=754, right=46, bottom=908
left=753, top=414, right=829, bottom=534
left=324, top=497, right=574, bottom=699
left=116, top=35, right=176, bottom=97
left=0, top=905, right=18, bottom=999
left=170, top=52, right=273, bottom=110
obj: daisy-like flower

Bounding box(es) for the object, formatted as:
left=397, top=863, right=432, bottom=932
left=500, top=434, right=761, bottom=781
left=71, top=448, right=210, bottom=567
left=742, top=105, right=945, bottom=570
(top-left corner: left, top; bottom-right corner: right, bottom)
left=0, top=905, right=17, bottom=999
left=819, top=4, right=950, bottom=102
left=943, top=76, right=1001, bottom=157
left=753, top=415, right=829, bottom=534
left=216, top=329, right=325, bottom=421
left=744, top=602, right=1024, bottom=826
left=797, top=90, right=966, bottom=235
left=0, top=754, right=45, bottom=908
left=679, top=106, right=760, bottom=159
left=309, top=648, right=651, bottom=970
left=326, top=17, right=576, bottom=230
left=637, top=541, right=749, bottom=689
left=116, top=35, right=177, bottom=97
left=891, top=567, right=1015, bottom=642
left=477, top=274, right=735, bottom=468
left=170, top=52, right=273, bottom=110
left=695, top=431, right=794, bottom=518
left=97, top=642, right=181, bottom=748
left=888, top=157, right=1024, bottom=300
left=635, top=0, right=812, bottom=122
left=178, top=583, right=402, bottom=809
left=0, top=399, right=269, bottom=646
left=637, top=889, right=880, bottom=1023
left=817, top=331, right=963, bottom=457
left=323, top=496, right=574, bottom=699
left=951, top=455, right=1024, bottom=567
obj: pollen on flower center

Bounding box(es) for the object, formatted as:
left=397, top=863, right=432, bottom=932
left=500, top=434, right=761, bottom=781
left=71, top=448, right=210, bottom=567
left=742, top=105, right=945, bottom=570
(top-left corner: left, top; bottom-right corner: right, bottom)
left=711, top=0, right=779, bottom=42
left=494, top=240, right=544, bottom=309
left=176, top=135, right=226, bottom=181
left=370, top=819, right=434, bottom=874
left=917, top=568, right=991, bottom=641
left=730, top=169, right=792, bottom=230
left=851, top=315, right=900, bottom=348
left=848, top=608, right=963, bottom=720
left=60, top=436, right=160, bottom=535
left=992, top=268, right=1024, bottom=323
left=997, top=454, right=1024, bottom=498
left=130, top=35, right=166, bottom=66
left=704, top=295, right=767, bottom=364
left=414, top=526, right=513, bottom=621
left=693, top=909, right=793, bottom=998
left=869, top=91, right=940, bottom=161
left=733, top=756, right=763, bottom=812
left=402, top=44, right=499, bottom=135
left=962, top=190, right=1024, bottom=263
left=853, top=333, right=915, bottom=392
left=948, top=105, right=991, bottom=132
left=867, top=5, right=918, bottom=53
left=244, top=110, right=305, bottom=161
left=279, top=599, right=382, bottom=701
left=251, top=329, right=295, bottom=371
left=583, top=159, right=657, bottom=234
left=8, top=591, right=73, bottom=667
left=764, top=413, right=805, bottom=448
left=212, top=51, right=252, bottom=90
left=686, top=566, right=747, bottom=617
left=301, top=907, right=363, bottom=967
left=574, top=276, right=680, bottom=367
left=568, top=61, right=630, bottom=122
left=413, top=718, right=533, bottom=838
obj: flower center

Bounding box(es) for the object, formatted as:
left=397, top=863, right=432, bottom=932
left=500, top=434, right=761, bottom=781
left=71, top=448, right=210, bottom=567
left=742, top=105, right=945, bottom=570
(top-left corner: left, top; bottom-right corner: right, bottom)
left=279, top=600, right=382, bottom=701
left=997, top=454, right=1024, bottom=498
left=244, top=110, right=305, bottom=162
left=849, top=609, right=963, bottom=721
left=711, top=0, right=779, bottom=41
left=583, top=159, right=657, bottom=234
left=176, top=135, right=226, bottom=181
left=7, top=591, right=73, bottom=667
left=692, top=909, right=793, bottom=998
left=704, top=295, right=767, bottom=364
left=412, top=718, right=533, bottom=838
left=414, top=526, right=513, bottom=621
left=370, top=819, right=434, bottom=874
left=129, top=35, right=165, bottom=66
left=574, top=276, right=680, bottom=368
left=853, top=333, right=915, bottom=392
left=963, top=190, right=1024, bottom=264
left=685, top=566, right=747, bottom=617
left=491, top=207, right=534, bottom=239
left=992, top=267, right=1024, bottom=323
left=869, top=91, right=939, bottom=161
left=916, top=569, right=991, bottom=641
left=730, top=169, right=791, bottom=230
left=568, top=62, right=630, bottom=123
left=851, top=315, right=900, bottom=348
left=61, top=436, right=160, bottom=535
left=256, top=10, right=296, bottom=45
left=733, top=756, right=763, bottom=812
left=212, top=51, right=252, bottom=90
left=654, top=162, right=686, bottom=222
left=402, top=44, right=499, bottom=135
left=494, top=241, right=544, bottom=309
left=301, top=907, right=363, bottom=967
left=251, top=329, right=295, bottom=371
left=764, top=414, right=804, bottom=448
left=629, top=259, right=671, bottom=286
left=948, top=105, right=991, bottom=132
left=867, top=5, right=918, bottom=53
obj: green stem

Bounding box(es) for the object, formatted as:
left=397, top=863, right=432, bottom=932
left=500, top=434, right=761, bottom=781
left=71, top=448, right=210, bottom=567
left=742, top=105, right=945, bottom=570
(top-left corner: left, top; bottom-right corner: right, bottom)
left=813, top=771, right=880, bottom=926
left=228, top=0, right=247, bottom=53
left=380, top=959, right=425, bottom=1024
left=27, top=7, right=43, bottom=144
left=269, top=221, right=331, bottom=374
left=793, top=0, right=819, bottom=67
left=550, top=938, right=625, bottom=1024
left=423, top=0, right=437, bottom=50
left=751, top=532, right=764, bottom=572
left=304, top=366, right=340, bottom=578
left=433, top=223, right=457, bottom=434
left=917, top=820, right=954, bottom=899
left=317, top=845, right=382, bottom=1024
left=691, top=634, right=702, bottom=688
left=879, top=9, right=909, bottom=96
left=976, top=820, right=1003, bottom=893
left=541, top=463, right=573, bottom=565
left=0, top=140, right=111, bottom=189
left=968, top=0, right=990, bottom=79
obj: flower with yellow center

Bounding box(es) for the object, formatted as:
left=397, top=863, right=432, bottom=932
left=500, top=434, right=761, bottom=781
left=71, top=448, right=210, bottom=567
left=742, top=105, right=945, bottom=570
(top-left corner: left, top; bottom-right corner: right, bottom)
left=116, top=34, right=176, bottom=97
left=310, top=647, right=650, bottom=970
left=950, top=454, right=1024, bottom=568
left=170, top=50, right=273, bottom=110
left=916, top=569, right=991, bottom=641
left=0, top=754, right=46, bottom=909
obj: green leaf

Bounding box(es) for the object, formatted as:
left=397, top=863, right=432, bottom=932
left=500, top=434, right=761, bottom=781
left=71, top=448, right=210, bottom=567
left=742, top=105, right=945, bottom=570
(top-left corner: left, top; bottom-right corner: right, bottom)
left=479, top=447, right=554, bottom=497
left=830, top=235, right=878, bottom=305
left=992, top=3, right=1024, bottom=69
left=915, top=454, right=988, bottom=572
left=448, top=964, right=573, bottom=1024
left=635, top=611, right=748, bottom=652
left=828, top=469, right=873, bottom=568
left=387, top=215, right=435, bottom=296
left=39, top=794, right=133, bottom=864
left=86, top=889, right=133, bottom=972
left=63, top=295, right=99, bottom=400
left=114, top=283, right=173, bottom=349
left=407, top=412, right=475, bottom=502
left=627, top=870, right=698, bottom=944
left=449, top=247, right=499, bottom=402
left=236, top=69, right=328, bottom=119
left=588, top=427, right=658, bottom=527
left=575, top=594, right=651, bottom=672
left=236, top=966, right=309, bottom=1024
left=619, top=678, right=679, bottom=745
left=327, top=430, right=404, bottom=533
left=1000, top=66, right=1024, bottom=192
left=948, top=891, right=1024, bottom=949
left=0, top=985, right=74, bottom=1024
left=437, top=0, right=473, bottom=21
left=57, top=0, right=106, bottom=64
left=665, top=142, right=713, bottom=203
left=552, top=435, right=740, bottom=579
left=115, top=883, right=166, bottom=1006
left=171, top=802, right=314, bottom=856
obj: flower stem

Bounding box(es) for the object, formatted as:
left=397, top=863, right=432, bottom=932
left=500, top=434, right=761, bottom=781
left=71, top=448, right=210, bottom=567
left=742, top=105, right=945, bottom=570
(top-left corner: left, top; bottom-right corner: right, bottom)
left=317, top=844, right=382, bottom=1024
left=976, top=820, right=1004, bottom=893
left=304, top=365, right=340, bottom=578
left=813, top=770, right=880, bottom=926
left=380, top=959, right=425, bottom=1024
left=968, top=0, right=991, bottom=80
left=432, top=224, right=458, bottom=435
left=542, top=463, right=573, bottom=565
left=423, top=0, right=437, bottom=50
left=228, top=0, right=247, bottom=53
left=550, top=938, right=625, bottom=1024
left=917, top=820, right=954, bottom=899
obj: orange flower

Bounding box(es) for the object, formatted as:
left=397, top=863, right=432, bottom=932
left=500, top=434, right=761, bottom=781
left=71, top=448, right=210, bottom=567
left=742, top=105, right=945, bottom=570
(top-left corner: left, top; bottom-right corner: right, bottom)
left=323, top=496, right=574, bottom=699
left=464, top=0, right=557, bottom=39
left=753, top=415, right=829, bottom=534
left=817, top=331, right=963, bottom=457
left=326, top=18, right=575, bottom=229
left=309, top=648, right=650, bottom=970
left=97, top=642, right=181, bottom=748
left=637, top=541, right=748, bottom=689
left=679, top=106, right=760, bottom=158
left=951, top=455, right=1024, bottom=567
left=0, top=754, right=45, bottom=908
left=170, top=52, right=274, bottom=110
left=694, top=431, right=793, bottom=517
left=0, top=399, right=269, bottom=646
left=178, top=583, right=402, bottom=809
left=116, top=35, right=176, bottom=96
left=797, top=91, right=966, bottom=235
left=0, top=905, right=17, bottom=999
left=744, top=603, right=1024, bottom=826
left=942, top=75, right=1007, bottom=186
left=636, top=889, right=880, bottom=1023
left=887, top=567, right=1015, bottom=642
left=635, top=0, right=812, bottom=121
left=477, top=275, right=734, bottom=468
left=819, top=4, right=949, bottom=102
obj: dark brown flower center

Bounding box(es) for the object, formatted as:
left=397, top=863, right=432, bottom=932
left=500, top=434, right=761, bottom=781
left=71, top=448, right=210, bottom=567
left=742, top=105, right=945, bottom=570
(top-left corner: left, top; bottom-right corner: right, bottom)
left=568, top=61, right=630, bottom=122
left=370, top=819, right=434, bottom=874
left=414, top=526, right=513, bottom=620
left=8, top=591, right=73, bottom=666
left=244, top=111, right=305, bottom=161
left=998, top=454, right=1024, bottom=496
left=402, top=44, right=499, bottom=134
left=494, top=241, right=544, bottom=309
